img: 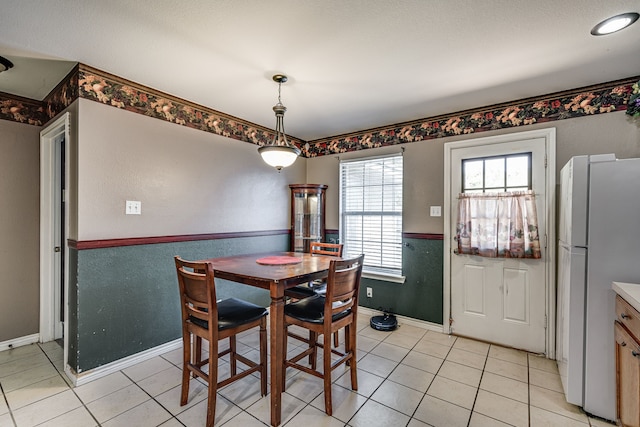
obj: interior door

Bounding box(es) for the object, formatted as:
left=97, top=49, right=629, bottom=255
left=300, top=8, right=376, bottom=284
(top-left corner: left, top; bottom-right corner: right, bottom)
left=54, top=133, right=65, bottom=338
left=449, top=136, right=548, bottom=353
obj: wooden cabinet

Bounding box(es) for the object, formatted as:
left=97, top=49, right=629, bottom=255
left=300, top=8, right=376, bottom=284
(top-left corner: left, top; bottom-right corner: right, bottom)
left=289, top=184, right=327, bottom=253
left=616, top=295, right=640, bottom=427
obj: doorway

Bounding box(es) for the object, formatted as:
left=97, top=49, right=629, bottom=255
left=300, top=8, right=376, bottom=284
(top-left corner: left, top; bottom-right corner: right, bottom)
left=443, top=128, right=556, bottom=356
left=40, top=113, right=70, bottom=348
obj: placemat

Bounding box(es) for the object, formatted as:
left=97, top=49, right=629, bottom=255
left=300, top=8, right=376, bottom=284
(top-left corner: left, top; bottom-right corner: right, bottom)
left=256, top=255, right=302, bottom=265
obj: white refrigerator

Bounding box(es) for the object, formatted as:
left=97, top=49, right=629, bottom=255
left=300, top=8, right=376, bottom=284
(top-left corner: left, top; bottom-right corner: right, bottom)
left=556, top=154, right=640, bottom=421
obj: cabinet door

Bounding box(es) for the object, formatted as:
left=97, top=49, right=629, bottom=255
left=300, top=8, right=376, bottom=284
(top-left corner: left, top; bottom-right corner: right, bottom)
left=615, top=321, right=640, bottom=427
left=290, top=185, right=327, bottom=253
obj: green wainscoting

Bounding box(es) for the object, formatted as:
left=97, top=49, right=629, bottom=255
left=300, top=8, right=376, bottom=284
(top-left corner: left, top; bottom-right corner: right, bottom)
left=68, top=234, right=287, bottom=373
left=326, top=232, right=443, bottom=324
left=358, top=237, right=443, bottom=325
left=68, top=232, right=443, bottom=374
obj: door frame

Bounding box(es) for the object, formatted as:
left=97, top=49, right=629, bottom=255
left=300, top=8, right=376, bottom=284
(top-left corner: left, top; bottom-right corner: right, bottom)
left=443, top=128, right=556, bottom=358
left=39, top=112, right=70, bottom=345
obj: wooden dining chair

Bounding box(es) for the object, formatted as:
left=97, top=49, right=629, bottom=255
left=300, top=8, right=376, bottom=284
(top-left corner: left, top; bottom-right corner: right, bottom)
left=285, top=242, right=344, bottom=347
left=282, top=254, right=364, bottom=416
left=284, top=242, right=344, bottom=299
left=174, top=256, right=268, bottom=427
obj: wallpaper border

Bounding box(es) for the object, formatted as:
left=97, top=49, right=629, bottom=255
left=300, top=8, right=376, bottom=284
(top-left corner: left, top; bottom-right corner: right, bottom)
left=1, top=63, right=637, bottom=158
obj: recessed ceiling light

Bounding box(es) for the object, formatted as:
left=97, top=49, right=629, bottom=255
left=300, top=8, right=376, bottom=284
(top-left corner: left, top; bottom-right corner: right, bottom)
left=0, top=56, right=14, bottom=73
left=591, top=12, right=639, bottom=36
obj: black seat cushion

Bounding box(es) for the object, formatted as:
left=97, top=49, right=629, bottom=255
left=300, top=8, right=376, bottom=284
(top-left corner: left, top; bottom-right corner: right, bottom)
left=189, top=297, right=267, bottom=330
left=284, top=295, right=350, bottom=324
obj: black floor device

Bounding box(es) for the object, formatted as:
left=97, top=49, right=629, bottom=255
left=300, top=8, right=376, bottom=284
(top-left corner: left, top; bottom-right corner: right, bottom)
left=370, top=308, right=398, bottom=331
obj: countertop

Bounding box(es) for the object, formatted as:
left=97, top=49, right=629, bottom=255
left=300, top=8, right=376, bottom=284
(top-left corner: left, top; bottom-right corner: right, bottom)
left=612, top=282, right=640, bottom=313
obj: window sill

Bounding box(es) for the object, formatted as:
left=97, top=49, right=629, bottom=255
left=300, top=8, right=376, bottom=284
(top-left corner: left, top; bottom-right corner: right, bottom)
left=362, top=271, right=406, bottom=284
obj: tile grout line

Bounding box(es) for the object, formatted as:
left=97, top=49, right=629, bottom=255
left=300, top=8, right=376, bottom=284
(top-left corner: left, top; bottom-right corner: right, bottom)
left=0, top=380, right=18, bottom=427
left=465, top=345, right=490, bottom=427
left=37, top=342, right=104, bottom=427
left=404, top=331, right=457, bottom=425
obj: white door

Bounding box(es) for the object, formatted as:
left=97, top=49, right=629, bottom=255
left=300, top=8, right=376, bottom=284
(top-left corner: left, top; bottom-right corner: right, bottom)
left=40, top=113, right=70, bottom=344
left=445, top=130, right=554, bottom=354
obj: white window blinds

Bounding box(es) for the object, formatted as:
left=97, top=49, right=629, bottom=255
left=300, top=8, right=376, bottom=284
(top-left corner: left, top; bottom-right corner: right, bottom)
left=340, top=154, right=403, bottom=276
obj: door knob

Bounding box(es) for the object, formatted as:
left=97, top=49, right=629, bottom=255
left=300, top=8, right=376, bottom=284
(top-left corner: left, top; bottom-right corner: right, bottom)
left=54, top=246, right=61, bottom=252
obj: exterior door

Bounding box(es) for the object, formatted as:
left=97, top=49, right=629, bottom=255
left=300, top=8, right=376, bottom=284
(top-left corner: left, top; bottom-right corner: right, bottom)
left=446, top=132, right=553, bottom=353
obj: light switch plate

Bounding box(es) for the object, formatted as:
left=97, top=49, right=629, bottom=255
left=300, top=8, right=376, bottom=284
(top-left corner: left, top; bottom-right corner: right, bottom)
left=430, top=206, right=442, bottom=217
left=126, top=200, right=141, bottom=215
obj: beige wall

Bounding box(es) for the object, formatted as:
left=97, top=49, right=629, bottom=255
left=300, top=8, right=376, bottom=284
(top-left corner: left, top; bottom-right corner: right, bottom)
left=308, top=111, right=640, bottom=233
left=0, top=120, right=41, bottom=342
left=76, top=99, right=306, bottom=240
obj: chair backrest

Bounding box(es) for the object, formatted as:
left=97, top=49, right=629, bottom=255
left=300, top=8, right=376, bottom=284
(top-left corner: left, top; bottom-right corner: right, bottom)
left=174, top=256, right=217, bottom=330
left=324, top=254, right=364, bottom=319
left=310, top=242, right=344, bottom=257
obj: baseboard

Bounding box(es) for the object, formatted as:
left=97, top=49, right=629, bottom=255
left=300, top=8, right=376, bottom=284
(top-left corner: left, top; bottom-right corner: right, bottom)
left=0, top=333, right=40, bottom=352
left=358, top=306, right=444, bottom=333
left=69, top=338, right=182, bottom=387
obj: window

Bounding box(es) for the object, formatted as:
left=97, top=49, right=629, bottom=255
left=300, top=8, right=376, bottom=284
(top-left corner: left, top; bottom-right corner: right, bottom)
left=462, top=153, right=531, bottom=193
left=340, top=154, right=403, bottom=279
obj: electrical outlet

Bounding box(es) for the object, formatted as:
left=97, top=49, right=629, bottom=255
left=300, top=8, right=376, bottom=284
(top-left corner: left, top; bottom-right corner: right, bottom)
left=366, top=287, right=373, bottom=298
left=126, top=200, right=142, bottom=215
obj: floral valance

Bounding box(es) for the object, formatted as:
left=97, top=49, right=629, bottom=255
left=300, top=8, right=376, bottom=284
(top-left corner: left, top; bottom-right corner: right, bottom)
left=455, top=191, right=541, bottom=259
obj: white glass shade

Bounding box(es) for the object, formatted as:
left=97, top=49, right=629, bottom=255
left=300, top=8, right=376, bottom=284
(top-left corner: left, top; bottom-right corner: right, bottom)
left=258, top=145, right=301, bottom=170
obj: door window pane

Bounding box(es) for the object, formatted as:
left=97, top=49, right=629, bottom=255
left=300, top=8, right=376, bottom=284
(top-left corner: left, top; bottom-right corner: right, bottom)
left=462, top=153, right=531, bottom=193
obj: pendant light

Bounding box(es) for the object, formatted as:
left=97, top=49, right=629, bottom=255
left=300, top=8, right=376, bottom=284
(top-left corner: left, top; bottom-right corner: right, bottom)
left=258, top=74, right=301, bottom=171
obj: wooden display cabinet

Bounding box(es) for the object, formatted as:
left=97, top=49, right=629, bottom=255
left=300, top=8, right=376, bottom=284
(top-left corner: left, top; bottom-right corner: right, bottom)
left=289, top=184, right=327, bottom=253
left=615, top=295, right=640, bottom=427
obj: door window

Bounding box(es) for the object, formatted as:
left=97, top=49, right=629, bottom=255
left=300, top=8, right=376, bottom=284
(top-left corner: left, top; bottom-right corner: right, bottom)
left=462, top=153, right=531, bottom=193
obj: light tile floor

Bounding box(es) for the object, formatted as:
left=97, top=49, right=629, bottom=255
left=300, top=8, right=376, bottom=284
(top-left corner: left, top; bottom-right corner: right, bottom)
left=0, top=315, right=616, bottom=427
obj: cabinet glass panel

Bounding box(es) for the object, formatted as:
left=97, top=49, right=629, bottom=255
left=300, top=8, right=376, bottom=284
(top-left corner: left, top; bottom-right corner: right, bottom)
left=290, top=184, right=327, bottom=253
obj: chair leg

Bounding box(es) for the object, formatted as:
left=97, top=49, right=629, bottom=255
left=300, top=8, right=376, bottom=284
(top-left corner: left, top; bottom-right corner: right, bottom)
left=229, top=336, right=237, bottom=376
left=259, top=317, right=268, bottom=396
left=180, top=332, right=191, bottom=406
left=323, top=332, right=333, bottom=416
left=206, top=339, right=218, bottom=427
left=309, top=331, right=318, bottom=370
left=282, top=323, right=288, bottom=391
left=193, top=336, right=202, bottom=378
left=348, top=324, right=358, bottom=391
left=333, top=331, right=339, bottom=348
left=344, top=327, right=351, bottom=366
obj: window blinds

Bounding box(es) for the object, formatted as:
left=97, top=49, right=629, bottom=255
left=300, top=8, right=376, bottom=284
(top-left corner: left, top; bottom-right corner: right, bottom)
left=339, top=154, right=403, bottom=275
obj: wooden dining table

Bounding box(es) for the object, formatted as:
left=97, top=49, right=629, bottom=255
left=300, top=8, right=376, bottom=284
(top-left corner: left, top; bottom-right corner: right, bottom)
left=200, top=251, right=335, bottom=427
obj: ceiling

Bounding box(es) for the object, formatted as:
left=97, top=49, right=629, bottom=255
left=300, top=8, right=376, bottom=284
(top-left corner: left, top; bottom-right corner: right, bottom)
left=0, top=1, right=639, bottom=141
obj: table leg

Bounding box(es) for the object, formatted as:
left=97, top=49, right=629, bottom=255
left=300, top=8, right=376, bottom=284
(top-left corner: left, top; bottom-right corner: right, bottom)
left=270, top=288, right=285, bottom=427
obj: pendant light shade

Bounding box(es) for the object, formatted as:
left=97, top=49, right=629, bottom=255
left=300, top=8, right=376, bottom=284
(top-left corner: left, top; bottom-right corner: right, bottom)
left=259, top=74, right=300, bottom=171
left=258, top=145, right=300, bottom=169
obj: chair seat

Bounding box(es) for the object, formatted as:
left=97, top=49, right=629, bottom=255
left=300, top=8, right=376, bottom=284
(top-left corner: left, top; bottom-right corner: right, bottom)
left=284, top=295, right=350, bottom=324
left=190, top=297, right=267, bottom=330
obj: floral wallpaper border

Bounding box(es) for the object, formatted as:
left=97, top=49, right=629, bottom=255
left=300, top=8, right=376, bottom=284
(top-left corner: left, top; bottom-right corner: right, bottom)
left=305, top=77, right=639, bottom=157
left=0, top=65, right=79, bottom=126
left=0, top=63, right=637, bottom=159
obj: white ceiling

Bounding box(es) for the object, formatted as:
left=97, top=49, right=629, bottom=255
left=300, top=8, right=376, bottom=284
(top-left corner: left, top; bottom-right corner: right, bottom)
left=0, top=1, right=639, bottom=141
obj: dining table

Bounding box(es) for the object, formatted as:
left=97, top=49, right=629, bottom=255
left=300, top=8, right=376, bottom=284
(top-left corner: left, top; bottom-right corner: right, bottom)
left=200, top=251, right=335, bottom=427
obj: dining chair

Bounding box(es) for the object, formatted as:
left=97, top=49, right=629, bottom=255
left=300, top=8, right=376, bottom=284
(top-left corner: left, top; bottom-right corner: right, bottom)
left=285, top=242, right=344, bottom=347
left=285, top=242, right=344, bottom=299
left=174, top=256, right=268, bottom=427
left=282, top=254, right=364, bottom=416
